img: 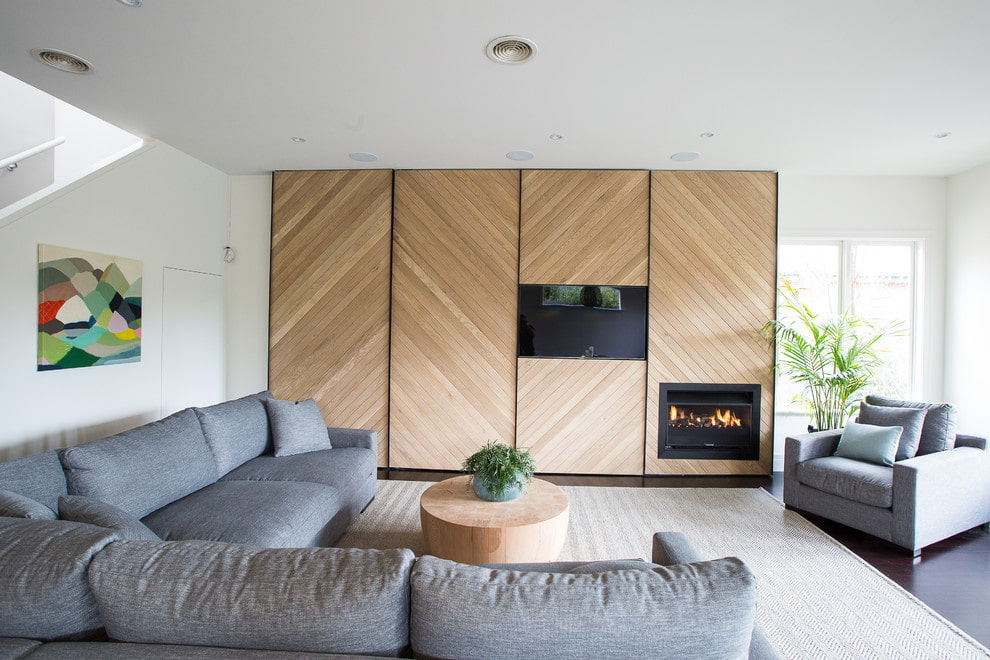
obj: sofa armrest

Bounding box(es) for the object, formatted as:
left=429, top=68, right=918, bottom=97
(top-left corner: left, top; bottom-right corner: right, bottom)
left=956, top=434, right=988, bottom=451
left=784, top=431, right=842, bottom=479
left=326, top=428, right=377, bottom=454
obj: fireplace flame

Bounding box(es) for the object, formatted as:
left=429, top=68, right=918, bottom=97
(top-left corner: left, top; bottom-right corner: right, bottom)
left=668, top=405, right=743, bottom=428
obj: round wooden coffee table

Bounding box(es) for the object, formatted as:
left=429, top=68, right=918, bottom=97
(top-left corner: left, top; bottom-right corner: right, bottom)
left=420, top=475, right=569, bottom=565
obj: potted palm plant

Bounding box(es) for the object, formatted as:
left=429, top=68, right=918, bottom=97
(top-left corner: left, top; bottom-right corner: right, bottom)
left=462, top=441, right=536, bottom=502
left=761, top=284, right=902, bottom=432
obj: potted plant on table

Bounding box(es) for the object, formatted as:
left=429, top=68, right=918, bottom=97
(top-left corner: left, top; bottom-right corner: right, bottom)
left=462, top=441, right=536, bottom=502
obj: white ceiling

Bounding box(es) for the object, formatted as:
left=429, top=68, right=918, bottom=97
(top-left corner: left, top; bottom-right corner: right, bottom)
left=2, top=0, right=989, bottom=177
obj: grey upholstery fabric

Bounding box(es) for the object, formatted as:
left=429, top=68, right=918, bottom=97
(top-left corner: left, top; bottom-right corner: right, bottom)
left=221, top=447, right=376, bottom=494
left=26, top=642, right=377, bottom=659
left=0, top=450, right=68, bottom=511
left=0, top=489, right=57, bottom=520
left=858, top=402, right=926, bottom=460
left=0, top=638, right=42, bottom=659
left=410, top=554, right=758, bottom=660
left=326, top=428, right=378, bottom=452
left=89, top=541, right=415, bottom=657
left=0, top=517, right=120, bottom=641
left=482, top=559, right=645, bottom=572
left=797, top=456, right=893, bottom=508
left=141, top=480, right=344, bottom=548
left=195, top=390, right=274, bottom=476
left=59, top=408, right=219, bottom=519
left=265, top=398, right=333, bottom=457
left=865, top=395, right=957, bottom=455
left=58, top=496, right=160, bottom=541
left=956, top=434, right=988, bottom=450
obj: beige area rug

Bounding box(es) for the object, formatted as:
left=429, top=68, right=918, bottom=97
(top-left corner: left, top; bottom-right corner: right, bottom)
left=338, top=480, right=990, bottom=660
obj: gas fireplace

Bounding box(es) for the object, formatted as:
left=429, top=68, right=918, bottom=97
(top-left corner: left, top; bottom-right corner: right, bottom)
left=658, top=383, right=760, bottom=460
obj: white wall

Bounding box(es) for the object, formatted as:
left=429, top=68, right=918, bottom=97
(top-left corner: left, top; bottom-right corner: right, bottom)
left=774, top=174, right=948, bottom=466
left=945, top=162, right=990, bottom=435
left=0, top=142, right=230, bottom=460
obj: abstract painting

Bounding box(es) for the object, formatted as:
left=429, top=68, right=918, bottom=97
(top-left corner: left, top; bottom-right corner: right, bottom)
left=38, top=244, right=142, bottom=371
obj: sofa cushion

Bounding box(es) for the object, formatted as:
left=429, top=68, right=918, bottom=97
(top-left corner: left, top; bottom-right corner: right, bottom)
left=0, top=489, right=57, bottom=520
left=0, top=450, right=68, bottom=511
left=865, top=395, right=957, bottom=455
left=796, top=455, right=894, bottom=508
left=858, top=402, right=926, bottom=461
left=0, top=517, right=120, bottom=641
left=88, top=540, right=415, bottom=657
left=265, top=398, right=333, bottom=457
left=410, top=555, right=757, bottom=660
left=59, top=408, right=219, bottom=519
left=195, top=391, right=274, bottom=476
left=24, top=642, right=379, bottom=658
left=58, top=495, right=161, bottom=541
left=141, top=480, right=344, bottom=548
left=0, top=638, right=42, bottom=659
left=834, top=421, right=902, bottom=467
left=221, top=447, right=376, bottom=495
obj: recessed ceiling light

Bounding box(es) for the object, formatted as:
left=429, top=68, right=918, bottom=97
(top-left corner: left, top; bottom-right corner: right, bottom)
left=30, top=48, right=93, bottom=74
left=506, top=150, right=535, bottom=161
left=934, top=132, right=952, bottom=139
left=290, top=137, right=306, bottom=143
left=117, top=0, right=142, bottom=6
left=486, top=36, right=537, bottom=64
left=349, top=152, right=378, bottom=162
left=670, top=152, right=701, bottom=162
left=549, top=134, right=563, bottom=141
left=700, top=132, right=715, bottom=139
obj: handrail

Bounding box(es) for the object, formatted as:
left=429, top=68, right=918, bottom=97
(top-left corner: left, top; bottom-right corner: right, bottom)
left=1, top=136, right=66, bottom=171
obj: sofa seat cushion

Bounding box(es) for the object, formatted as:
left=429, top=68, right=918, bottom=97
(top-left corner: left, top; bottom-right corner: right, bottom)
left=88, top=540, right=415, bottom=657
left=0, top=518, right=120, bottom=641
left=221, top=447, right=376, bottom=494
left=796, top=456, right=894, bottom=508
left=195, top=391, right=274, bottom=476
left=26, top=642, right=384, bottom=658
left=410, top=555, right=758, bottom=660
left=59, top=408, right=219, bottom=519
left=58, top=495, right=161, bottom=541
left=141, top=480, right=345, bottom=547
left=0, top=638, right=42, bottom=658
left=0, top=450, right=68, bottom=511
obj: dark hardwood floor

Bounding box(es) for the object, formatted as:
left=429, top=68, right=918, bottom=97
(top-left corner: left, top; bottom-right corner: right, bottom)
left=381, top=468, right=990, bottom=648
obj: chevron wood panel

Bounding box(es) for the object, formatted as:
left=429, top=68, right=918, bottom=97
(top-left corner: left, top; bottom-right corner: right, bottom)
left=389, top=170, right=520, bottom=470
left=520, top=170, right=650, bottom=285
left=270, top=170, right=393, bottom=467
left=517, top=358, right=646, bottom=475
left=645, top=171, right=777, bottom=475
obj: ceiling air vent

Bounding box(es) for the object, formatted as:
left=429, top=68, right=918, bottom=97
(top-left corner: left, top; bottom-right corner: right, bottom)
left=486, top=36, right=537, bottom=64
left=30, top=48, right=93, bottom=74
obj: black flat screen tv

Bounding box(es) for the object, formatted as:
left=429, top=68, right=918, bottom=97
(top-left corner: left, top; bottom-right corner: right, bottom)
left=518, top=284, right=647, bottom=360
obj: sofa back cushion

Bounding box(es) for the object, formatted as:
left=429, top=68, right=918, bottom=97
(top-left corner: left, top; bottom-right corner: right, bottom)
left=0, top=450, right=68, bottom=511
left=0, top=517, right=120, bottom=641
left=59, top=408, right=219, bottom=519
left=89, top=540, right=415, bottom=657
left=0, top=489, right=57, bottom=520
left=865, top=395, right=957, bottom=455
left=410, top=555, right=758, bottom=660
left=195, top=391, right=274, bottom=475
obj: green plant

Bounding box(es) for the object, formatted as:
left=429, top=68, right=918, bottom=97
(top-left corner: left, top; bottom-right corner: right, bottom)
left=461, top=441, right=536, bottom=499
left=761, top=284, right=902, bottom=431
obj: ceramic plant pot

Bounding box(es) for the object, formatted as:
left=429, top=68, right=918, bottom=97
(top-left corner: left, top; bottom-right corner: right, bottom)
left=473, top=476, right=525, bottom=502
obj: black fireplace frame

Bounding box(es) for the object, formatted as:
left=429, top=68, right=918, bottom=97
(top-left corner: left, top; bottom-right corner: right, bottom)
left=658, top=383, right=761, bottom=460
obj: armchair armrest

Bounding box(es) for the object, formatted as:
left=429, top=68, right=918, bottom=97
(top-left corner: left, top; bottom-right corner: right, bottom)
left=652, top=531, right=703, bottom=565
left=784, top=430, right=842, bottom=479
left=955, top=434, right=988, bottom=451
left=325, top=427, right=377, bottom=453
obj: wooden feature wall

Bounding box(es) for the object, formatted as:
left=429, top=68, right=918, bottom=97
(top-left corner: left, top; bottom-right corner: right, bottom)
left=269, top=170, right=393, bottom=467
left=517, top=358, right=646, bottom=475
left=645, top=171, right=777, bottom=475
left=389, top=170, right=520, bottom=470
left=520, top=170, right=650, bottom=285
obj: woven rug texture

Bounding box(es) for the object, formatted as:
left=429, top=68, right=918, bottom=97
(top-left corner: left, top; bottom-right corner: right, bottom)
left=337, top=479, right=989, bottom=660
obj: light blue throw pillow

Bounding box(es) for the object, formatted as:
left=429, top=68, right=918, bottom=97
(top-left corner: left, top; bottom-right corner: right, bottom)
left=834, top=421, right=903, bottom=466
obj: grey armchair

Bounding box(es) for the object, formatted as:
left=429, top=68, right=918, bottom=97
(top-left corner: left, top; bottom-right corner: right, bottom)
left=784, top=415, right=990, bottom=557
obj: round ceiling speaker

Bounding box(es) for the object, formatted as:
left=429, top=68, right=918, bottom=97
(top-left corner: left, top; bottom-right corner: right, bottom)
left=30, top=48, right=93, bottom=74
left=486, top=36, right=537, bottom=64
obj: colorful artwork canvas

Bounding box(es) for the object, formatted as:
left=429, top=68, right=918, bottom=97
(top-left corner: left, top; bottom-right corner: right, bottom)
left=38, top=244, right=143, bottom=371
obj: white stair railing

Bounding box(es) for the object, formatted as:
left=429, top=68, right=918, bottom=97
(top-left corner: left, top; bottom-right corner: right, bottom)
left=1, top=136, right=66, bottom=172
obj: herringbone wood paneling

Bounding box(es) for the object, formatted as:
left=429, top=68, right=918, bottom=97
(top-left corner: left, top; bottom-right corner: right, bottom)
left=646, top=171, right=777, bottom=475
left=270, top=170, right=392, bottom=467
left=520, top=170, right=650, bottom=285
left=389, top=170, right=520, bottom=470
left=517, top=358, right=646, bottom=475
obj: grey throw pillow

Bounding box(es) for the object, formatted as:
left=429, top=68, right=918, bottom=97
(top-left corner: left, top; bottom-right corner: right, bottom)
left=834, top=421, right=902, bottom=467
left=858, top=402, right=926, bottom=460
left=265, top=398, right=332, bottom=457
left=0, top=489, right=57, bottom=520
left=865, top=395, right=958, bottom=455
left=58, top=495, right=161, bottom=541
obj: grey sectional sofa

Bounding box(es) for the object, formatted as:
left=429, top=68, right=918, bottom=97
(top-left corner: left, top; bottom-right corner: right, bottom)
left=0, top=391, right=377, bottom=548
left=0, top=516, right=777, bottom=659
